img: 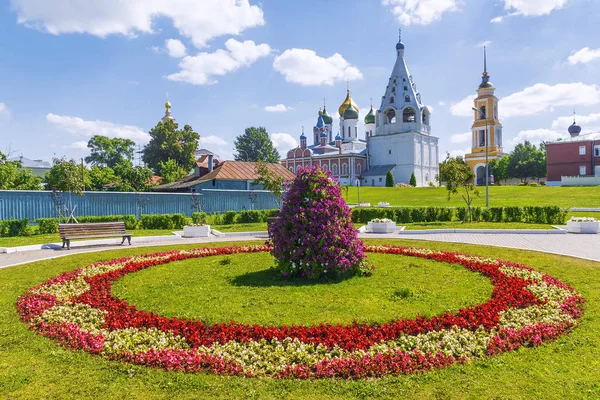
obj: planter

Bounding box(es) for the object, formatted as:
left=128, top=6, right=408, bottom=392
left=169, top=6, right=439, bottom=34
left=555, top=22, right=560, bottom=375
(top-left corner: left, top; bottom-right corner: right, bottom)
left=377, top=202, right=391, bottom=208
left=367, top=221, right=397, bottom=233
left=183, top=225, right=211, bottom=238
left=566, top=220, right=600, bottom=234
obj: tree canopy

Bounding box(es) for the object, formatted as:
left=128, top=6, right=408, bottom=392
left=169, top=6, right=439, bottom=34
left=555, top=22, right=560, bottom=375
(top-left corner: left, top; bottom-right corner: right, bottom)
left=253, top=161, right=286, bottom=206
left=142, top=120, right=199, bottom=174
left=44, top=157, right=85, bottom=194
left=158, top=159, right=187, bottom=184
left=234, top=127, right=280, bottom=163
left=506, top=141, right=546, bottom=182
left=85, top=135, right=135, bottom=168
left=438, top=153, right=479, bottom=222
left=113, top=161, right=155, bottom=192
left=0, top=152, right=42, bottom=190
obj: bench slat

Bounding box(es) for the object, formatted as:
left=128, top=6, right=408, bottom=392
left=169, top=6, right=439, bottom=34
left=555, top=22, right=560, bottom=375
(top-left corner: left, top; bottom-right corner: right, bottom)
left=58, top=222, right=132, bottom=249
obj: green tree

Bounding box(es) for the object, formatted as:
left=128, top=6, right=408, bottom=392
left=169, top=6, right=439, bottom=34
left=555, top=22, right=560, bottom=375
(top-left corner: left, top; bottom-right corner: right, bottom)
left=409, top=172, right=417, bottom=187
left=45, top=157, right=84, bottom=195
left=113, top=161, right=154, bottom=192
left=86, top=165, right=118, bottom=191
left=142, top=120, right=199, bottom=174
left=158, top=159, right=187, bottom=184
left=489, top=155, right=510, bottom=184
left=85, top=135, right=135, bottom=168
left=253, top=161, right=286, bottom=207
left=507, top=141, right=546, bottom=182
left=385, top=170, right=394, bottom=187
left=438, top=153, right=479, bottom=223
left=0, top=152, right=42, bottom=190
left=234, top=127, right=280, bottom=163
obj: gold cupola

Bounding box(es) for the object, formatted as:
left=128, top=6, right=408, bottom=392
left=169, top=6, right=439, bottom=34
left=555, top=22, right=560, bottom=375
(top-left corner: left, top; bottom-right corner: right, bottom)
left=338, top=89, right=359, bottom=117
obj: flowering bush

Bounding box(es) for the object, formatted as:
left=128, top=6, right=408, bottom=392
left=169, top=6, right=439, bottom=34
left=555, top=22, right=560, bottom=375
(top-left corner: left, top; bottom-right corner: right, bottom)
left=268, top=166, right=372, bottom=279
left=17, top=244, right=585, bottom=379
left=370, top=218, right=393, bottom=224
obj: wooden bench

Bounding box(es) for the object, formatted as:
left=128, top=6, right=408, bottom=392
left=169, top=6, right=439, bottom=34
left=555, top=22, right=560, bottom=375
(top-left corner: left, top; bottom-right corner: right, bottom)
left=59, top=222, right=132, bottom=250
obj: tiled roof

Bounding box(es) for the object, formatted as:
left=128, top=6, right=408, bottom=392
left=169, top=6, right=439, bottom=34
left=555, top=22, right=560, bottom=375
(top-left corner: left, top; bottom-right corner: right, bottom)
left=152, top=161, right=295, bottom=191
left=361, top=164, right=395, bottom=176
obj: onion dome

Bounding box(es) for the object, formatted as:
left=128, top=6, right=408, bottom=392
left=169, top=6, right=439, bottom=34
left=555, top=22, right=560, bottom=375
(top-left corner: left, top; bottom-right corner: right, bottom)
left=342, top=102, right=359, bottom=120
left=396, top=40, right=404, bottom=50
left=320, top=130, right=328, bottom=137
left=568, top=121, right=581, bottom=137
left=322, top=106, right=333, bottom=124
left=364, top=105, right=375, bottom=124
left=316, top=113, right=324, bottom=128
left=335, top=133, right=342, bottom=141
left=300, top=132, right=306, bottom=140
left=338, top=89, right=359, bottom=117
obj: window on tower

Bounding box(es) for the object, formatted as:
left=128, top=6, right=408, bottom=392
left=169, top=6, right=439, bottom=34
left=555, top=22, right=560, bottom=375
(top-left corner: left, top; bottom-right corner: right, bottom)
left=405, top=95, right=410, bottom=102
left=385, top=109, right=396, bottom=124
left=403, top=107, right=416, bottom=123
left=479, top=130, right=486, bottom=147
left=422, top=109, right=430, bottom=125
left=390, top=96, right=395, bottom=103
left=404, top=85, right=408, bottom=91
left=479, top=106, right=486, bottom=120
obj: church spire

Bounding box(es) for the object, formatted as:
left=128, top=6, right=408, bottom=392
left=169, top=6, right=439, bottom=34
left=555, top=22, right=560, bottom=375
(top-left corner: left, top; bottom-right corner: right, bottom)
left=479, top=46, right=493, bottom=89
left=162, top=93, right=175, bottom=123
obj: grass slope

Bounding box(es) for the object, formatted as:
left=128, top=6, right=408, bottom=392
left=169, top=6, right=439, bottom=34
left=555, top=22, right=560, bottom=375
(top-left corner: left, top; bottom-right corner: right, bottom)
left=343, top=186, right=600, bottom=207
left=0, top=241, right=599, bottom=399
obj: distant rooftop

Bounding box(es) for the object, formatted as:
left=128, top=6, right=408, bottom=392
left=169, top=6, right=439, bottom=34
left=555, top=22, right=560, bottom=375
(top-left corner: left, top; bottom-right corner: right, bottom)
left=8, top=156, right=51, bottom=169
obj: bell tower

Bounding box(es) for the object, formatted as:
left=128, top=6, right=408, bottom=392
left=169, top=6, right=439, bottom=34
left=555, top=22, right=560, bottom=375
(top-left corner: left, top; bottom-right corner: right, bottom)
left=464, top=47, right=504, bottom=185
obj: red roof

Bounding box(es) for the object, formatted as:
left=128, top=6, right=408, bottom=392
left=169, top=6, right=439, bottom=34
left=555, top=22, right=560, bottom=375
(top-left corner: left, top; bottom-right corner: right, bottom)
left=200, top=161, right=295, bottom=181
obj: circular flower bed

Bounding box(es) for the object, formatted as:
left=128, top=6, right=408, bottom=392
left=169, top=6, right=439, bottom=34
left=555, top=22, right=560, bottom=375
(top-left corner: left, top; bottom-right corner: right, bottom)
left=17, top=245, right=585, bottom=379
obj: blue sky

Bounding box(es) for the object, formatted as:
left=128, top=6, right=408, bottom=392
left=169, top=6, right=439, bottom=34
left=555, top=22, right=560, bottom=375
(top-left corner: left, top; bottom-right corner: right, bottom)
left=1, top=0, right=599, bottom=163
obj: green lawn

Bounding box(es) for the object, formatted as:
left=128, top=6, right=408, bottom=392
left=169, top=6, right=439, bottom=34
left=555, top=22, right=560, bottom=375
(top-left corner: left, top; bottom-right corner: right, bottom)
left=1, top=240, right=599, bottom=399
left=343, top=186, right=600, bottom=207
left=113, top=252, right=491, bottom=326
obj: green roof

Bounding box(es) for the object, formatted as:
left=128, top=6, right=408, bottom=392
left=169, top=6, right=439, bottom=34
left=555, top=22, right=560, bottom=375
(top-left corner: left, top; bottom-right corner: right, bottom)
left=364, top=105, right=375, bottom=124
left=342, top=103, right=359, bottom=120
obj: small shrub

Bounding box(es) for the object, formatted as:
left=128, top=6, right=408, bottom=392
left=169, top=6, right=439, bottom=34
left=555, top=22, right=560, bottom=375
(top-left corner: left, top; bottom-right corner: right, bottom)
left=192, top=212, right=207, bottom=224
left=140, top=213, right=189, bottom=229
left=37, top=218, right=59, bottom=234
left=0, top=219, right=31, bottom=237
left=504, top=207, right=522, bottom=222
left=529, top=182, right=538, bottom=187
left=222, top=211, right=238, bottom=225
left=409, top=172, right=417, bottom=187
left=392, top=288, right=413, bottom=300
left=219, top=257, right=232, bottom=266
left=540, top=181, right=547, bottom=186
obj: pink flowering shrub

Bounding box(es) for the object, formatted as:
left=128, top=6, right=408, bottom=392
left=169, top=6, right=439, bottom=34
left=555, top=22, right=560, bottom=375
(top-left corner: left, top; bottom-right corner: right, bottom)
left=268, top=166, right=372, bottom=279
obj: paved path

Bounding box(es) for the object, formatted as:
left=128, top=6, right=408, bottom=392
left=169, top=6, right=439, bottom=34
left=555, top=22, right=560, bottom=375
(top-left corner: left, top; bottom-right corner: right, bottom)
left=1, top=232, right=599, bottom=269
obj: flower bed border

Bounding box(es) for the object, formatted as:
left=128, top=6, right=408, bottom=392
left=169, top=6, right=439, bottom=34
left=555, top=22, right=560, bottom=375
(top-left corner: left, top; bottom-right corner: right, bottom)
left=17, top=244, right=585, bottom=379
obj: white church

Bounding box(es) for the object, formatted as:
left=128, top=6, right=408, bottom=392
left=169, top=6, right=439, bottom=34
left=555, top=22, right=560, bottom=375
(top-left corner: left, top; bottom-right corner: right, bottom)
left=282, top=32, right=439, bottom=187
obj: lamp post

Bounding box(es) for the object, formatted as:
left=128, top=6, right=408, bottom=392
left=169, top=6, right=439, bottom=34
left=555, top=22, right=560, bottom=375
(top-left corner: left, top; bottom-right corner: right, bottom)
left=356, top=179, right=361, bottom=206
left=236, top=149, right=249, bottom=161
left=473, top=107, right=489, bottom=207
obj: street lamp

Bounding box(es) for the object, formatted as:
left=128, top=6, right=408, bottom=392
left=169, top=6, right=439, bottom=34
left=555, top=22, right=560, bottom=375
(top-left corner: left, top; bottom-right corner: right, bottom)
left=473, top=107, right=489, bottom=207
left=236, top=149, right=249, bottom=161
left=356, top=179, right=361, bottom=206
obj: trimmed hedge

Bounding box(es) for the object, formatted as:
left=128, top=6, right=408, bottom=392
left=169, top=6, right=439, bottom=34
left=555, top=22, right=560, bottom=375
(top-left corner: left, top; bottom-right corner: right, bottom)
left=140, top=214, right=189, bottom=230
left=350, top=206, right=567, bottom=225
left=0, top=219, right=31, bottom=237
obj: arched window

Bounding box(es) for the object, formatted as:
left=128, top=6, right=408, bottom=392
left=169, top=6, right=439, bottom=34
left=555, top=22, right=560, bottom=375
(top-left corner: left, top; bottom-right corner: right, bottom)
left=390, top=96, right=395, bottom=103
left=404, top=85, right=408, bottom=91
left=356, top=163, right=362, bottom=175
left=342, top=163, right=348, bottom=175
left=296, top=165, right=302, bottom=172
left=322, top=164, right=328, bottom=171
left=289, top=167, right=294, bottom=172
left=391, top=86, right=396, bottom=93
left=403, top=107, right=416, bottom=123
left=425, top=173, right=429, bottom=182
left=422, top=109, right=430, bottom=125
left=385, top=109, right=396, bottom=124
left=479, top=106, right=486, bottom=120
left=332, top=163, right=338, bottom=176
left=404, top=95, right=410, bottom=102
left=348, top=126, right=351, bottom=136
left=355, top=126, right=358, bottom=136
left=494, top=105, right=498, bottom=120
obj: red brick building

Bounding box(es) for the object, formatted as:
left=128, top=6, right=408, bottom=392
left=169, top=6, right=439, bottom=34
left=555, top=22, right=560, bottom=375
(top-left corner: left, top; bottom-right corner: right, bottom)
left=546, top=121, right=600, bottom=185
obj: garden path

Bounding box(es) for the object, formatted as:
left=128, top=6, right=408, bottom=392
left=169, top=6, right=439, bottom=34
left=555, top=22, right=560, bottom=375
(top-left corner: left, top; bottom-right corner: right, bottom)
left=0, top=231, right=598, bottom=269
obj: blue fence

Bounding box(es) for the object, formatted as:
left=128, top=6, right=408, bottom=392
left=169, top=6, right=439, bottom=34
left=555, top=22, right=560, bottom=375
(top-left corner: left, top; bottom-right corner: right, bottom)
left=0, top=190, right=280, bottom=221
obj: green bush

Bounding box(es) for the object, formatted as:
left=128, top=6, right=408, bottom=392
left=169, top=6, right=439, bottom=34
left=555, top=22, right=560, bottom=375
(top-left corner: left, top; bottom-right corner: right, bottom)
left=140, top=213, right=189, bottom=229
left=0, top=219, right=31, bottom=237
left=238, top=210, right=263, bottom=224
left=77, top=215, right=138, bottom=230
left=540, top=181, right=547, bottom=186
left=37, top=218, right=59, bottom=234
left=222, top=211, right=238, bottom=225
left=436, top=207, right=454, bottom=222
left=504, top=207, right=522, bottom=222
left=529, top=182, right=538, bottom=187
left=191, top=212, right=207, bottom=224
left=395, top=208, right=412, bottom=223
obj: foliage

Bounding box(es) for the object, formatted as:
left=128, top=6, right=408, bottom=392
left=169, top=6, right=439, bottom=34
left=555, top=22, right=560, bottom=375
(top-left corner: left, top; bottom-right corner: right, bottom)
left=438, top=154, right=479, bottom=222
left=113, top=161, right=155, bottom=192
left=253, top=161, right=286, bottom=206
left=385, top=170, right=394, bottom=187
left=0, top=152, right=43, bottom=190
left=157, top=159, right=186, bottom=184
left=269, top=166, right=371, bottom=280
left=489, top=155, right=510, bottom=184
left=409, top=172, right=417, bottom=187
left=85, top=165, right=118, bottom=191
left=140, top=213, right=189, bottom=230
left=44, top=157, right=84, bottom=195
left=0, top=218, right=31, bottom=236
left=233, top=127, right=280, bottom=163
left=142, top=120, right=199, bottom=174
left=84, top=135, right=135, bottom=168
left=507, top=141, right=546, bottom=182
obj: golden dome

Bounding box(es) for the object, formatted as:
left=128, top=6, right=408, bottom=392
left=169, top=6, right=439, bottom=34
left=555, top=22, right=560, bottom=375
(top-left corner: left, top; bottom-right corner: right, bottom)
left=338, top=89, right=359, bottom=117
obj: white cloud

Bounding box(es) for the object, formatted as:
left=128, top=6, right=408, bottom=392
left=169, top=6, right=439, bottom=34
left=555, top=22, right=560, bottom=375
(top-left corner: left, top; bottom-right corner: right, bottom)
left=448, top=148, right=470, bottom=158
left=450, top=94, right=476, bottom=117
left=167, top=39, right=271, bottom=85
left=450, top=131, right=471, bottom=144
left=69, top=141, right=88, bottom=150
left=451, top=83, right=600, bottom=118
left=264, top=104, right=293, bottom=112
left=510, top=129, right=566, bottom=145
left=492, top=0, right=569, bottom=22
left=11, top=0, right=265, bottom=48
left=271, top=133, right=297, bottom=156
left=0, top=103, right=9, bottom=120
left=551, top=113, right=600, bottom=132
left=438, top=101, right=446, bottom=106
left=165, top=38, right=186, bottom=58
left=477, top=40, right=491, bottom=48
left=568, top=47, right=600, bottom=65
left=46, top=113, right=149, bottom=142
left=273, top=49, right=362, bottom=86
left=200, top=135, right=227, bottom=146
left=501, top=83, right=600, bottom=118
left=382, top=0, right=462, bottom=26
